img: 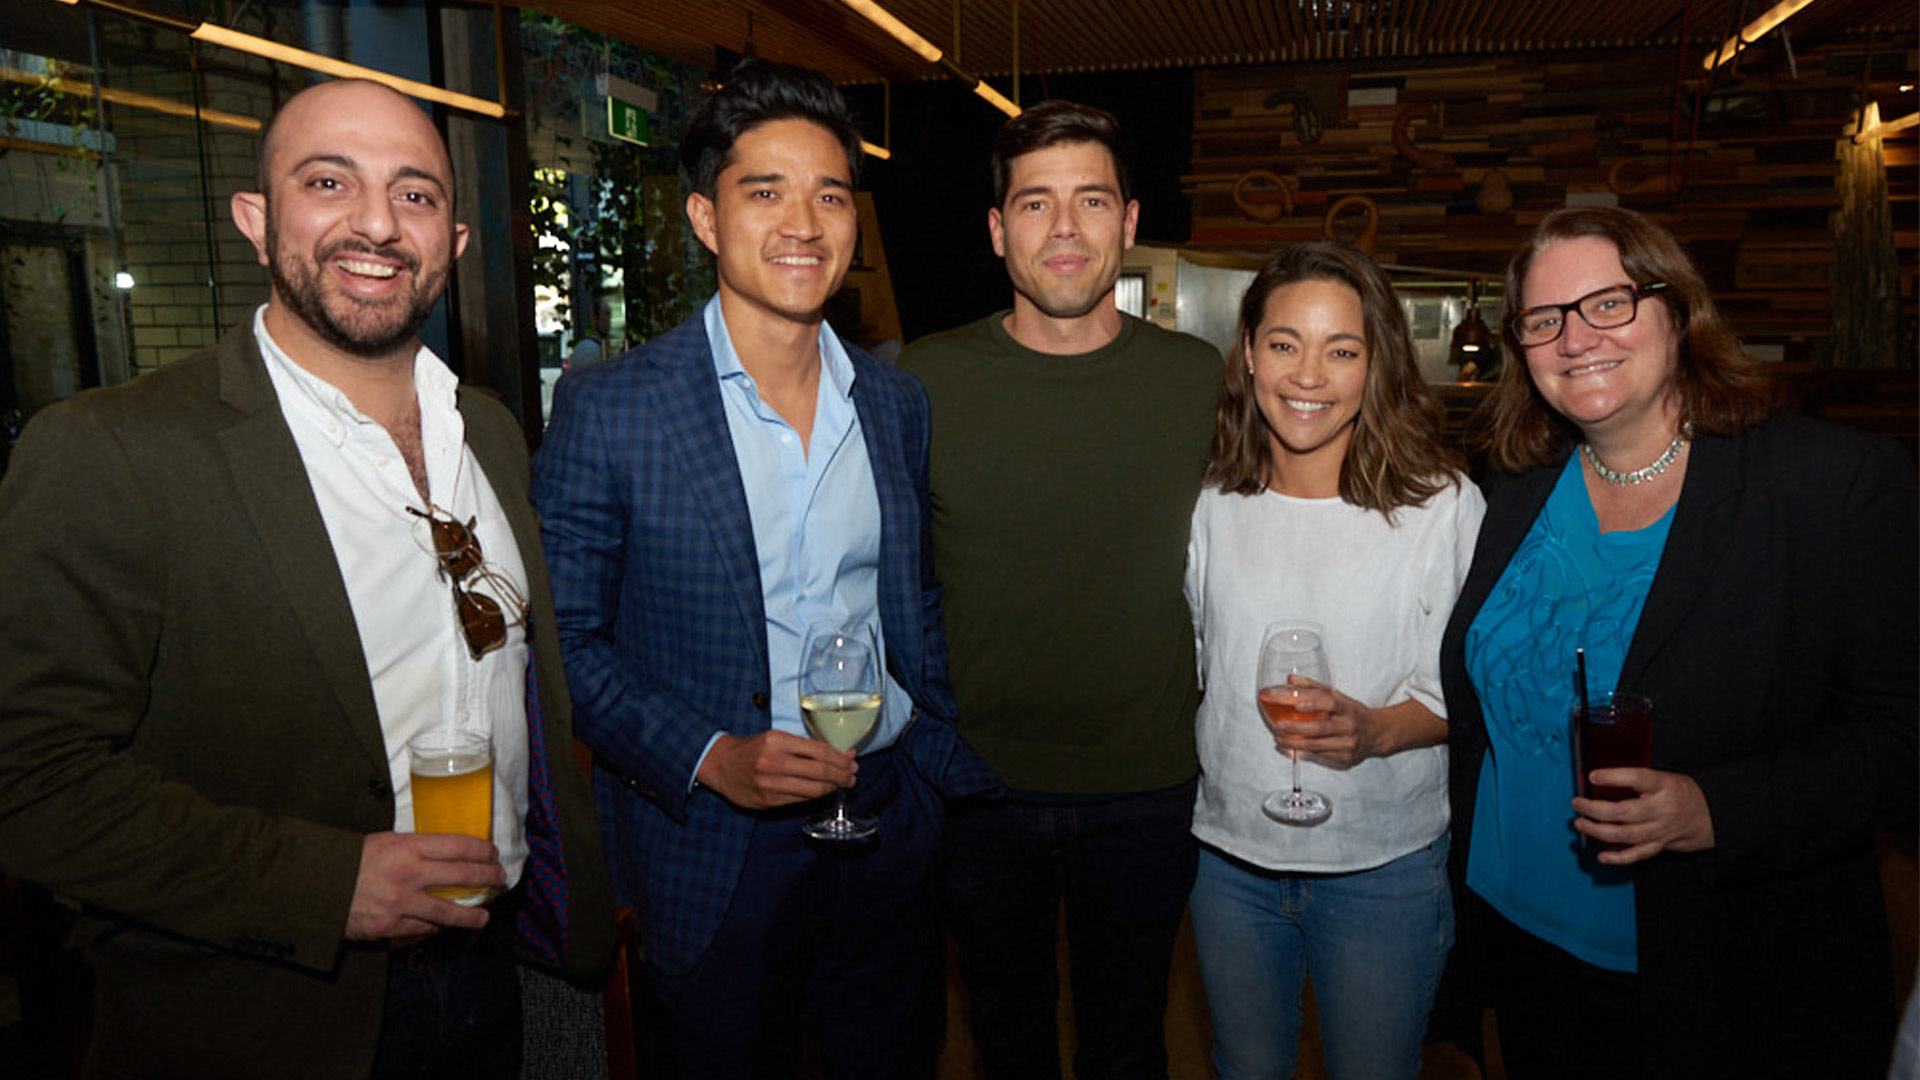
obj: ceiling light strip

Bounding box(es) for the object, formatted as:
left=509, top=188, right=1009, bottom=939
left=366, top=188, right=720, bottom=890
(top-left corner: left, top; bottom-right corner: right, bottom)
left=50, top=0, right=506, bottom=118
left=835, top=0, right=943, bottom=64
left=971, top=79, right=1020, bottom=118
left=834, top=0, right=1019, bottom=117
left=190, top=25, right=505, bottom=117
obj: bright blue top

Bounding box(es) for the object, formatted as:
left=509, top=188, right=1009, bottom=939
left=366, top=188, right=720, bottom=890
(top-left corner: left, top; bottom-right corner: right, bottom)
left=1464, top=455, right=1674, bottom=972
left=704, top=296, right=912, bottom=755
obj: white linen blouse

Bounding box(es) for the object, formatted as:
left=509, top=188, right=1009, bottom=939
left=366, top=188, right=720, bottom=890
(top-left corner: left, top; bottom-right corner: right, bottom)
left=1185, top=479, right=1484, bottom=872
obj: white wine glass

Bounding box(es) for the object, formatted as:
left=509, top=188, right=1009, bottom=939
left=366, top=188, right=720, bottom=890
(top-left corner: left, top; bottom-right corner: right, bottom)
left=1256, top=622, right=1333, bottom=826
left=799, top=623, right=881, bottom=842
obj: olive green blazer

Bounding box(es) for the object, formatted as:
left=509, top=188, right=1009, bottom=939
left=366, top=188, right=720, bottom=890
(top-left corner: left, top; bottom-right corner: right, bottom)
left=0, top=326, right=614, bottom=1078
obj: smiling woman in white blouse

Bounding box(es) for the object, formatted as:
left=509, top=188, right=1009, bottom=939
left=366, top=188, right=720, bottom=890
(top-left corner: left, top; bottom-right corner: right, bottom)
left=1185, top=241, right=1484, bottom=1080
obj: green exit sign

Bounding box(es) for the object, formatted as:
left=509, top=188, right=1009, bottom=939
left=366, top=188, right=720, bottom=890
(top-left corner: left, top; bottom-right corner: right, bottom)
left=609, top=97, right=650, bottom=145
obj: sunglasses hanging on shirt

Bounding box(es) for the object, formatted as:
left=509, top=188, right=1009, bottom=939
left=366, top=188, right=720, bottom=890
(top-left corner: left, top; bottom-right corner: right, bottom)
left=406, top=504, right=529, bottom=659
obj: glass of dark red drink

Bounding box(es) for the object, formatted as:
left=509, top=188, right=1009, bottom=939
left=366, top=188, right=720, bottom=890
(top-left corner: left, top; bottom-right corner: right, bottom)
left=1574, top=691, right=1652, bottom=801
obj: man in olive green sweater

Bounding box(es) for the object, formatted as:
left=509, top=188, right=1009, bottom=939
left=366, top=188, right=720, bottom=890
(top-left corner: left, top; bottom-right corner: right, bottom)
left=899, top=100, right=1222, bottom=1080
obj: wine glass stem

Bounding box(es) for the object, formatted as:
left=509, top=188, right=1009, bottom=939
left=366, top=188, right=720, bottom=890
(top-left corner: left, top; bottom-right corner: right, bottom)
left=1290, top=748, right=1303, bottom=796
left=834, top=787, right=850, bottom=822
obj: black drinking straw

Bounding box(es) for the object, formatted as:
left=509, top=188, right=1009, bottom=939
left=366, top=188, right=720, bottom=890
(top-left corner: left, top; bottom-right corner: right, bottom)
left=1576, top=648, right=1591, bottom=719
left=1575, top=648, right=1596, bottom=821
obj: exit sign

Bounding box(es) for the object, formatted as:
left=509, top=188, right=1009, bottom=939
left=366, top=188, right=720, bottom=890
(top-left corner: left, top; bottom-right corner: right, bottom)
left=601, top=75, right=655, bottom=146
left=609, top=97, right=650, bottom=145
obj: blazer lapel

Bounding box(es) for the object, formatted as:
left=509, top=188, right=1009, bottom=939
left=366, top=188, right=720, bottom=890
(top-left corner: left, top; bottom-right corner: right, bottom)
left=1621, top=432, right=1742, bottom=689
left=849, top=365, right=922, bottom=690
left=646, top=326, right=769, bottom=659
left=213, top=330, right=388, bottom=773
left=1459, top=463, right=1561, bottom=629
left=460, top=393, right=538, bottom=602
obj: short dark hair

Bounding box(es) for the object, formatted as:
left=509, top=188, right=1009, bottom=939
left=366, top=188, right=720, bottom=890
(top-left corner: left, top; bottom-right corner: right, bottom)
left=989, top=100, right=1132, bottom=208
left=1481, top=206, right=1776, bottom=471
left=1206, top=242, right=1463, bottom=518
left=680, top=59, right=862, bottom=199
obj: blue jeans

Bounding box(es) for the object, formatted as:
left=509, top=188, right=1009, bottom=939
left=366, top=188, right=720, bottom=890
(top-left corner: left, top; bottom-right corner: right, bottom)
left=1189, top=835, right=1453, bottom=1080
left=944, top=780, right=1199, bottom=1080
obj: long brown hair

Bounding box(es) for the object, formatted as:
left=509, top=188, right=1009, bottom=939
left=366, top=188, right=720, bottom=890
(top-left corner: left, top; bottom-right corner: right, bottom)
left=1206, top=242, right=1463, bottom=519
left=1481, top=206, right=1776, bottom=471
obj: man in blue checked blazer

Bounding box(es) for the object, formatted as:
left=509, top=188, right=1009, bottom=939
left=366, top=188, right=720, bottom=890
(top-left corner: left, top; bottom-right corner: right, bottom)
left=532, top=60, right=997, bottom=1079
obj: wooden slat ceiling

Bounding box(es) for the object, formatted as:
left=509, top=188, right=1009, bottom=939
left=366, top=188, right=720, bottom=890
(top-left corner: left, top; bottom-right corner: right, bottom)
left=521, top=0, right=1917, bottom=86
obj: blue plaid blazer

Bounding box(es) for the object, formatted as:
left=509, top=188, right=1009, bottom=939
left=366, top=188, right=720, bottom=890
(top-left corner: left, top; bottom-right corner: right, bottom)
left=532, top=311, right=998, bottom=975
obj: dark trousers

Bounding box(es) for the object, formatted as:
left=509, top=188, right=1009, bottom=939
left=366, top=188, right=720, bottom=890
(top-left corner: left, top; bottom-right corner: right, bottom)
left=646, top=748, right=943, bottom=1080
left=1478, top=895, right=1643, bottom=1080
left=372, top=909, right=522, bottom=1080
left=944, top=779, right=1199, bottom=1080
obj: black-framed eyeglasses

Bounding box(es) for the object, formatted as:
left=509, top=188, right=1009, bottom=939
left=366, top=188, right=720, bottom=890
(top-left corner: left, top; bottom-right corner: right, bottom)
left=1506, top=282, right=1669, bottom=347
left=406, top=504, right=528, bottom=660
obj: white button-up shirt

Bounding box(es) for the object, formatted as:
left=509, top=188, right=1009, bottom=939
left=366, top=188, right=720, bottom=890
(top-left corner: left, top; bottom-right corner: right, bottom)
left=255, top=308, right=529, bottom=886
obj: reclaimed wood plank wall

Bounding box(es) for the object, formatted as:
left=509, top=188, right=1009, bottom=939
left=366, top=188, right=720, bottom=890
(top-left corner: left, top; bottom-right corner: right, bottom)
left=1185, top=44, right=1917, bottom=350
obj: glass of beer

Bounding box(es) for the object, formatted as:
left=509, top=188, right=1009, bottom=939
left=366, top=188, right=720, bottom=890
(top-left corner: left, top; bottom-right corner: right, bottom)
left=407, top=728, right=494, bottom=905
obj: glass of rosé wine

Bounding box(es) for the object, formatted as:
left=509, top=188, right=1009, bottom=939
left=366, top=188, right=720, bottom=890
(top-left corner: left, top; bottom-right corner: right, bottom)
left=1256, top=622, right=1333, bottom=825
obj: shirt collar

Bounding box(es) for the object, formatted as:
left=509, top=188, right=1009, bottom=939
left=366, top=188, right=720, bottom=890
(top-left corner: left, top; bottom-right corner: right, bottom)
left=252, top=304, right=459, bottom=442
left=703, top=294, right=856, bottom=403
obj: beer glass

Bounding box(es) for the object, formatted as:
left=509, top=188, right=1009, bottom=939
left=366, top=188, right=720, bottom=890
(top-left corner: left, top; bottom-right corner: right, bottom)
left=407, top=728, right=494, bottom=904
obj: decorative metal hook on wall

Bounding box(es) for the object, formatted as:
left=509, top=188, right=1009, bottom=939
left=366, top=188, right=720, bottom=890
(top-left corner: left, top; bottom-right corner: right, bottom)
left=1322, top=195, right=1379, bottom=255
left=1392, top=104, right=1456, bottom=173
left=1231, top=169, right=1295, bottom=223
left=1607, top=158, right=1677, bottom=197
left=1262, top=89, right=1324, bottom=145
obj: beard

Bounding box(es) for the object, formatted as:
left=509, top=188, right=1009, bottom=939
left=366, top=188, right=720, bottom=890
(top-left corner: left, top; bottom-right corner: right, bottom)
left=265, top=205, right=449, bottom=358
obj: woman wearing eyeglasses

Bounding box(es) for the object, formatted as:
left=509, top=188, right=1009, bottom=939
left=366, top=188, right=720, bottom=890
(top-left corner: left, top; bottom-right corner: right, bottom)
left=1438, top=206, right=1916, bottom=1078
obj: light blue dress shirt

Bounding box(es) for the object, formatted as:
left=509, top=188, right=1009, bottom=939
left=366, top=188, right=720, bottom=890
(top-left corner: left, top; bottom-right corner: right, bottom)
left=704, top=296, right=913, bottom=754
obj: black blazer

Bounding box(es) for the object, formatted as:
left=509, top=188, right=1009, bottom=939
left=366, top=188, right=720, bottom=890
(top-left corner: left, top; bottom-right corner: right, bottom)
left=1441, top=414, right=1917, bottom=1078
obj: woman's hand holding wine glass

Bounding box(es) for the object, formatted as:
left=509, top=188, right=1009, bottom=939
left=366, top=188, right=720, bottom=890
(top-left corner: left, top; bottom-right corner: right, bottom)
left=1256, top=623, right=1334, bottom=826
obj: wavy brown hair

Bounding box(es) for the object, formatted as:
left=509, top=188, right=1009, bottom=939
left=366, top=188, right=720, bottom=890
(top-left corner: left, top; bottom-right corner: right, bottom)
left=1481, top=206, right=1776, bottom=471
left=1206, top=242, right=1463, bottom=519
